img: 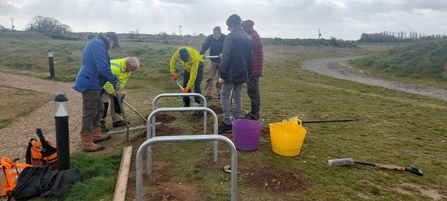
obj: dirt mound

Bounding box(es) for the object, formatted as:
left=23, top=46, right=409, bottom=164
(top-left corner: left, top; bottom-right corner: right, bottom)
left=144, top=182, right=205, bottom=201
left=208, top=105, right=223, bottom=114
left=240, top=162, right=312, bottom=192
left=156, top=113, right=176, bottom=124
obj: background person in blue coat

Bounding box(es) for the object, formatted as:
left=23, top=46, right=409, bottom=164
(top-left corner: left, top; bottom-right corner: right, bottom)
left=72, top=32, right=119, bottom=152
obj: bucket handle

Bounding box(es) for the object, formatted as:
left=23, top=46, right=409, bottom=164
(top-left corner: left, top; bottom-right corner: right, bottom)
left=285, top=117, right=304, bottom=126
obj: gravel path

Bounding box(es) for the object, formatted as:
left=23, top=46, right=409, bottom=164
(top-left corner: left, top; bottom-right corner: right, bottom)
left=301, top=57, right=447, bottom=101
left=0, top=72, right=82, bottom=161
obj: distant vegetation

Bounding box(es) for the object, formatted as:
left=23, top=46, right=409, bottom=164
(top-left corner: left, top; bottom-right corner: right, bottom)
left=352, top=38, right=447, bottom=80
left=360, top=31, right=446, bottom=43
left=262, top=37, right=358, bottom=48
left=2, top=30, right=447, bottom=84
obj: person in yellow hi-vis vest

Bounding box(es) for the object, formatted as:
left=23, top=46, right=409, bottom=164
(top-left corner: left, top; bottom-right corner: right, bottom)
left=100, top=57, right=139, bottom=132
left=170, top=46, right=205, bottom=109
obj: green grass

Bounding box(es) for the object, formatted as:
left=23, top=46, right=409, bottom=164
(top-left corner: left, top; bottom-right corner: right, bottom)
left=31, top=153, right=121, bottom=201
left=0, top=86, right=51, bottom=130
left=1, top=32, right=447, bottom=201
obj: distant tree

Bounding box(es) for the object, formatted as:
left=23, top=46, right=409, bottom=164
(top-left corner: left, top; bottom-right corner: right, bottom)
left=87, top=33, right=96, bottom=40
left=26, top=16, right=71, bottom=34
left=0, top=25, right=5, bottom=30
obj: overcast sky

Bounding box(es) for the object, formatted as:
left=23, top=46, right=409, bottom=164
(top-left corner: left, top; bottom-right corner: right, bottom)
left=1, top=0, right=446, bottom=40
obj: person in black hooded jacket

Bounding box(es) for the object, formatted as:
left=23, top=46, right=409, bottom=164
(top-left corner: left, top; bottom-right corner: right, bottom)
left=218, top=14, right=253, bottom=134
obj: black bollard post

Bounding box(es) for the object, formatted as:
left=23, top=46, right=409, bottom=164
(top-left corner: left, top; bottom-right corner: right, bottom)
left=48, top=49, right=55, bottom=79
left=54, top=94, right=70, bottom=170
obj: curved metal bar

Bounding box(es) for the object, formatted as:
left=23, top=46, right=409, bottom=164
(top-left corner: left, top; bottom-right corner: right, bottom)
left=136, top=135, right=238, bottom=201
left=146, top=107, right=219, bottom=175
left=151, top=93, right=208, bottom=135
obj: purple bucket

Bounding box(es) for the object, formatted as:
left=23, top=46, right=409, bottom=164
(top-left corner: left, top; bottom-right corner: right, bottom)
left=232, top=119, right=262, bottom=151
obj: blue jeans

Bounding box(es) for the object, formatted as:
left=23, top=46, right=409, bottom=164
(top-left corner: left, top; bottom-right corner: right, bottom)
left=183, top=62, right=204, bottom=104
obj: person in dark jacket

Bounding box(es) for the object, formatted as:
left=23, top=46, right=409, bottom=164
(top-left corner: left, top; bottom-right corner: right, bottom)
left=241, top=20, right=264, bottom=120
left=218, top=14, right=253, bottom=134
left=200, top=26, right=226, bottom=100
left=73, top=32, right=119, bottom=152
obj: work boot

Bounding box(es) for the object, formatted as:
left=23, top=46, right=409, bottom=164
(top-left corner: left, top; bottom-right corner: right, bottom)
left=241, top=112, right=259, bottom=120
left=92, top=126, right=111, bottom=143
left=100, top=120, right=109, bottom=132
left=113, top=121, right=129, bottom=128
left=80, top=133, right=105, bottom=152
left=218, top=122, right=233, bottom=134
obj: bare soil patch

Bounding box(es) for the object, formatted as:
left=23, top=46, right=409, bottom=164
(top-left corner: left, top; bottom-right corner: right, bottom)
left=208, top=105, right=223, bottom=114
left=240, top=162, right=312, bottom=192
left=126, top=161, right=205, bottom=201
left=156, top=113, right=176, bottom=124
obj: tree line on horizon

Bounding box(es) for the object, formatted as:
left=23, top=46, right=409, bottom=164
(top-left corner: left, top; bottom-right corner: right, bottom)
left=2, top=16, right=446, bottom=43
left=359, top=31, right=446, bottom=43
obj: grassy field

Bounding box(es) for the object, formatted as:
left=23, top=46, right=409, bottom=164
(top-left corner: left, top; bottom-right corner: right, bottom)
left=1, top=31, right=447, bottom=201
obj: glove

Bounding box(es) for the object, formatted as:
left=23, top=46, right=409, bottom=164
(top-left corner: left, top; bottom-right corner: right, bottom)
left=200, top=54, right=205, bottom=59
left=183, top=87, right=190, bottom=93
left=218, top=53, right=222, bottom=58
left=114, top=92, right=125, bottom=99
left=171, top=73, right=178, bottom=81
left=218, top=78, right=225, bottom=84
left=120, top=92, right=125, bottom=100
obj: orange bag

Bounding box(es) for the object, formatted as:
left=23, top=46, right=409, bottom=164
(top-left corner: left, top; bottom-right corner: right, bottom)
left=26, top=138, right=57, bottom=170
left=0, top=157, right=31, bottom=196
left=25, top=128, right=58, bottom=170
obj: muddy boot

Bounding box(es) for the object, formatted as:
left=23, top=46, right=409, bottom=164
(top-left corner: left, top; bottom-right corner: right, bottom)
left=80, top=133, right=105, bottom=152
left=100, top=120, right=109, bottom=132
left=92, top=126, right=111, bottom=143
left=241, top=112, right=259, bottom=120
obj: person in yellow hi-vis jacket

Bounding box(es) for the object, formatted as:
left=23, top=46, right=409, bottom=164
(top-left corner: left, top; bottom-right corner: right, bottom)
left=100, top=57, right=139, bottom=132
left=170, top=46, right=205, bottom=108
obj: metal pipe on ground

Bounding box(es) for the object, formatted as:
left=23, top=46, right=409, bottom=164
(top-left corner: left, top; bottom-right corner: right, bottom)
left=302, top=118, right=359, bottom=124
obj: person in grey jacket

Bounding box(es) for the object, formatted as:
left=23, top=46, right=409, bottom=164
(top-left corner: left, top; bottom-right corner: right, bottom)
left=73, top=32, right=119, bottom=152
left=218, top=14, right=253, bottom=134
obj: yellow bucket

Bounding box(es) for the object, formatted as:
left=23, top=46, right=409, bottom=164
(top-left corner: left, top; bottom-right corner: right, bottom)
left=269, top=117, right=307, bottom=157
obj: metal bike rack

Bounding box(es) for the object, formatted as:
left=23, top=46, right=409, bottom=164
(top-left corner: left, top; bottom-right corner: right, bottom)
left=151, top=93, right=208, bottom=135
left=146, top=107, right=219, bottom=175
left=136, top=135, right=238, bottom=201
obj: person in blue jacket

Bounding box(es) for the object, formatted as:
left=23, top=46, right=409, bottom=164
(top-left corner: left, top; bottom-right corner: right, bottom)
left=73, top=32, right=119, bottom=152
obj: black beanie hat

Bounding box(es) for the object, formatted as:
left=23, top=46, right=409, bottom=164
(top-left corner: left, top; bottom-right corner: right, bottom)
left=213, top=26, right=221, bottom=33
left=226, top=14, right=241, bottom=28
left=179, top=48, right=190, bottom=61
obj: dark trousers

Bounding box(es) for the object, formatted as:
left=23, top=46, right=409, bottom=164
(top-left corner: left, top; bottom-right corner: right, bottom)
left=183, top=62, right=204, bottom=104
left=247, top=76, right=260, bottom=114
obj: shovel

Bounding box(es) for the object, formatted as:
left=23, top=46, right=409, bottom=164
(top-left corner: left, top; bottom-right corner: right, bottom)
left=328, top=158, right=423, bottom=176
left=114, top=85, right=129, bottom=141
left=123, top=100, right=146, bottom=121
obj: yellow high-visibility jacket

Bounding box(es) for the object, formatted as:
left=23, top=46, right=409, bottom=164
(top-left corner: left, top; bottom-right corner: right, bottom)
left=169, top=46, right=204, bottom=89
left=103, top=58, right=132, bottom=94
